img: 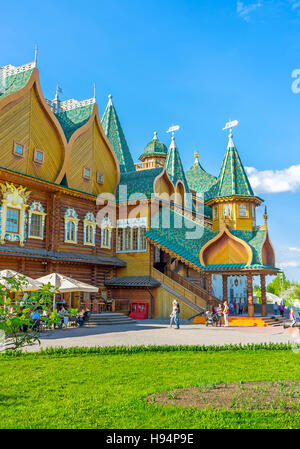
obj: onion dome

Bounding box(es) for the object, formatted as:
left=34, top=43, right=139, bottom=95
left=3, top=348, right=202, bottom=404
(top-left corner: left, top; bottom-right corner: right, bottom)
left=139, top=132, right=168, bottom=161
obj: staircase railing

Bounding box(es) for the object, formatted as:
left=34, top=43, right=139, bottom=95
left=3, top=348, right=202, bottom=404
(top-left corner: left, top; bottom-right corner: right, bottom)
left=152, top=267, right=208, bottom=311
left=164, top=268, right=222, bottom=307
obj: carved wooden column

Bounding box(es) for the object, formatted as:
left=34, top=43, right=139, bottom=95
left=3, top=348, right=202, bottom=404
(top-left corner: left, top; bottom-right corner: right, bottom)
left=207, top=273, right=213, bottom=311
left=222, top=274, right=228, bottom=304
left=247, top=274, right=254, bottom=317
left=260, top=274, right=267, bottom=316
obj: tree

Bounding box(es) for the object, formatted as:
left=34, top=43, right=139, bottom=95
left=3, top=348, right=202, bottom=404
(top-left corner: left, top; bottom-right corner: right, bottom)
left=266, top=273, right=290, bottom=297
left=0, top=275, right=60, bottom=351
left=253, top=285, right=261, bottom=303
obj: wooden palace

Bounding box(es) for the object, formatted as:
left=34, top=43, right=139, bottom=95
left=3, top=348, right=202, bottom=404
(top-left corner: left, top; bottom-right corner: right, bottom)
left=0, top=58, right=279, bottom=318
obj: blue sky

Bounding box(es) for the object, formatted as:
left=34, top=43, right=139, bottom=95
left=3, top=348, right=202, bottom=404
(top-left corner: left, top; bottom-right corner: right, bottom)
left=1, top=0, right=300, bottom=281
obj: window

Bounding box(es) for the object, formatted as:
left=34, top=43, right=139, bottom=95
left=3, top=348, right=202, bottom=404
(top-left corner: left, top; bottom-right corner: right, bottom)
left=100, top=216, right=112, bottom=249
left=66, top=221, right=76, bottom=241
left=83, top=212, right=96, bottom=246
left=28, top=201, right=46, bottom=240
left=239, top=204, right=248, bottom=217
left=33, top=148, right=44, bottom=164
left=213, top=206, right=218, bottom=219
left=6, top=208, right=19, bottom=233
left=86, top=224, right=94, bottom=244
left=13, top=142, right=25, bottom=157
left=252, top=205, right=256, bottom=218
left=29, top=213, right=42, bottom=237
left=223, top=204, right=231, bottom=217
left=0, top=183, right=29, bottom=246
left=97, top=172, right=104, bottom=185
left=116, top=218, right=147, bottom=252
left=83, top=167, right=91, bottom=180
left=64, top=208, right=79, bottom=243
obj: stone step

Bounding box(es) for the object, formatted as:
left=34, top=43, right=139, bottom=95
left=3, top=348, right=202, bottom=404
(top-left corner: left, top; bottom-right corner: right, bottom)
left=83, top=312, right=136, bottom=326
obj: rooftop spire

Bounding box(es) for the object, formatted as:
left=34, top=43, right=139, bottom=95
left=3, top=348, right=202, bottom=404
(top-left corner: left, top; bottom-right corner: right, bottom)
left=101, top=95, right=135, bottom=173
left=194, top=151, right=199, bottom=162
left=153, top=131, right=158, bottom=140
left=34, top=44, right=38, bottom=67
left=93, top=83, right=96, bottom=100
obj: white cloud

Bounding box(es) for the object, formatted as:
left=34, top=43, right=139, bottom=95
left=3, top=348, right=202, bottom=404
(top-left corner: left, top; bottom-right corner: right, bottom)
left=290, top=247, right=300, bottom=252
left=245, top=165, right=300, bottom=194
left=237, top=1, right=262, bottom=21
left=278, top=261, right=300, bottom=268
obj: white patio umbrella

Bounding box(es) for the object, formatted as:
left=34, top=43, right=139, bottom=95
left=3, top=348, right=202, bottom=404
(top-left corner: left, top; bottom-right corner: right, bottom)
left=0, top=269, right=42, bottom=291
left=36, top=273, right=98, bottom=310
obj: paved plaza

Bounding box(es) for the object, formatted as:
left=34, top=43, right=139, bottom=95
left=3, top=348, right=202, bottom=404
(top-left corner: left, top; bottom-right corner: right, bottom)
left=25, top=320, right=299, bottom=352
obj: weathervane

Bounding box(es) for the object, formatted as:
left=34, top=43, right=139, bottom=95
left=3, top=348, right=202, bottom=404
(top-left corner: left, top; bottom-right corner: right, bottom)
left=166, top=125, right=180, bottom=139
left=223, top=119, right=238, bottom=137
left=223, top=119, right=238, bottom=148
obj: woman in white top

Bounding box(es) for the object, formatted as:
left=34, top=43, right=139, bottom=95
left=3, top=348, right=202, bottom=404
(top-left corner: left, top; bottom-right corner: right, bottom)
left=169, top=300, right=178, bottom=328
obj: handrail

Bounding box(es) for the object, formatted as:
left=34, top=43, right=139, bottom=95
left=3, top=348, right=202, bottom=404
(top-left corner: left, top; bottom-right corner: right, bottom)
left=151, top=267, right=207, bottom=310
left=164, top=268, right=222, bottom=307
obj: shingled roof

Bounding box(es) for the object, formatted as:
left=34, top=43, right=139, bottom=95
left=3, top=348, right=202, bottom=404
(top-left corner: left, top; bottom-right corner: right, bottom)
left=0, top=64, right=34, bottom=99
left=208, top=133, right=255, bottom=200
left=165, top=136, right=190, bottom=192
left=116, top=167, right=163, bottom=201
left=185, top=153, right=217, bottom=194
left=145, top=208, right=275, bottom=270
left=101, top=95, right=135, bottom=173
left=105, top=276, right=160, bottom=287
left=54, top=104, right=94, bottom=142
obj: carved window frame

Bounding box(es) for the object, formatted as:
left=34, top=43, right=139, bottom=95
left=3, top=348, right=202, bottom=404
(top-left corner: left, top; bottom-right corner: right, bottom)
left=28, top=202, right=46, bottom=240
left=64, top=208, right=79, bottom=244
left=100, top=216, right=112, bottom=249
left=83, top=212, right=96, bottom=246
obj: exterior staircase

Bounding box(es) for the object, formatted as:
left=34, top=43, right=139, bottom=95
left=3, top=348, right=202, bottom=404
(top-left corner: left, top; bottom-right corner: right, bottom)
left=151, top=267, right=221, bottom=315
left=84, top=312, right=136, bottom=327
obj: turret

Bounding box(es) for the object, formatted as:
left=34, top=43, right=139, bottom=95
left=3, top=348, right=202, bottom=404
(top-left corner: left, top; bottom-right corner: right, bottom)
left=206, top=124, right=263, bottom=232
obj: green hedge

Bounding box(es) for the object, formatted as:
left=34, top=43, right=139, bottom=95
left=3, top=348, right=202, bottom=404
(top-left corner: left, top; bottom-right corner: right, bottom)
left=1, top=342, right=298, bottom=358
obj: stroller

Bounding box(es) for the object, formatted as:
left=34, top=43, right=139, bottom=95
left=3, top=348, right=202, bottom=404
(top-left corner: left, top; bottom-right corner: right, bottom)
left=205, top=310, right=218, bottom=327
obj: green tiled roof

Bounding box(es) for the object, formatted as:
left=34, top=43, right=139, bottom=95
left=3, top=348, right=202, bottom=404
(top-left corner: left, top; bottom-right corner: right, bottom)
left=117, top=167, right=163, bottom=201
left=208, top=138, right=255, bottom=200
left=55, top=104, right=94, bottom=142
left=185, top=158, right=217, bottom=194
left=203, top=263, right=279, bottom=271
left=165, top=138, right=190, bottom=192
left=101, top=96, right=135, bottom=173
left=146, top=209, right=215, bottom=268
left=0, top=69, right=33, bottom=99
left=145, top=209, right=271, bottom=269
left=140, top=133, right=168, bottom=160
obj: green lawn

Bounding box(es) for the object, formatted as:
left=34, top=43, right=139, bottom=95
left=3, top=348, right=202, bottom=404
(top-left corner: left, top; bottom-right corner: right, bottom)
left=0, top=348, right=300, bottom=429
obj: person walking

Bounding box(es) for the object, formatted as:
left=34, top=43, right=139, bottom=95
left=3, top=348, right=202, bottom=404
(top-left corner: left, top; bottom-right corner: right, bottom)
left=174, top=300, right=180, bottom=329
left=216, top=303, right=223, bottom=327
left=223, top=301, right=229, bottom=327
left=233, top=300, right=237, bottom=315
left=289, top=308, right=296, bottom=327
left=169, top=300, right=177, bottom=328
left=238, top=300, right=243, bottom=315
left=279, top=303, right=285, bottom=317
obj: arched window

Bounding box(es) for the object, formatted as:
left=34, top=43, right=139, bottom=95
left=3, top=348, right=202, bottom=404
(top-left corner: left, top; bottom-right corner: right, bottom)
left=83, top=212, right=96, bottom=246
left=64, top=208, right=79, bottom=243
left=101, top=216, right=112, bottom=249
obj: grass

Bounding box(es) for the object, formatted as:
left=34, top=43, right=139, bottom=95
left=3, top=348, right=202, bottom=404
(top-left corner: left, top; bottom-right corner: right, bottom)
left=0, top=347, right=300, bottom=429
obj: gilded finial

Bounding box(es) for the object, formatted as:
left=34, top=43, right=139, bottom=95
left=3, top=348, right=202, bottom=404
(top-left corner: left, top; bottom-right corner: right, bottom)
left=194, top=151, right=199, bottom=161
left=263, top=206, right=268, bottom=229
